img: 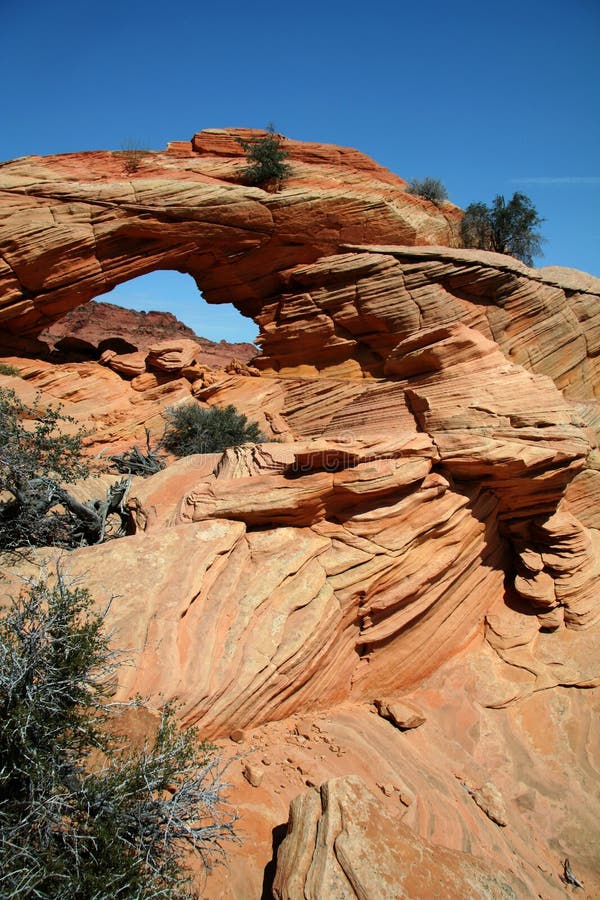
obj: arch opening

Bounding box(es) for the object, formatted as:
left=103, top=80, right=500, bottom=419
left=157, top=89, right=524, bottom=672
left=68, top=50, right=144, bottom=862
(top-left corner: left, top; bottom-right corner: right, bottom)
left=100, top=271, right=259, bottom=346
left=37, top=270, right=260, bottom=363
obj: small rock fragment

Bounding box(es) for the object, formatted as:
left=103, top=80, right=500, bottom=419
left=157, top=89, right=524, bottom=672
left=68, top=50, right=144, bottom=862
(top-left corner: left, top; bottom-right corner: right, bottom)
left=243, top=763, right=264, bottom=788
left=472, top=782, right=508, bottom=827
left=374, top=698, right=426, bottom=731
left=377, top=782, right=395, bottom=797
left=230, top=728, right=248, bottom=743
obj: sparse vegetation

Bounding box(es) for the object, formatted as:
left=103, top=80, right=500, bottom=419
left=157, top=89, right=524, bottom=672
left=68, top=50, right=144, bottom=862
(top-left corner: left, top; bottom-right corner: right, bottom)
left=161, top=402, right=264, bottom=457
left=0, top=362, right=20, bottom=377
left=119, top=140, right=149, bottom=175
left=406, top=177, right=448, bottom=206
left=0, top=388, right=129, bottom=551
left=460, top=192, right=545, bottom=266
left=0, top=569, right=238, bottom=898
left=237, top=124, right=291, bottom=188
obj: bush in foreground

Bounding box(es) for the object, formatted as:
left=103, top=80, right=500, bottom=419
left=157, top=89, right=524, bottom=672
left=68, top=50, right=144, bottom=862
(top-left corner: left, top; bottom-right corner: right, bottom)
left=406, top=177, right=448, bottom=206
left=161, top=403, right=264, bottom=457
left=0, top=570, right=237, bottom=898
left=460, top=192, right=545, bottom=266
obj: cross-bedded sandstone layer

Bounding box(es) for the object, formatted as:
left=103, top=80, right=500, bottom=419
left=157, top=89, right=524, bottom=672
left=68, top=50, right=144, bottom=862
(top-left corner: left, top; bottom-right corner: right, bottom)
left=0, top=128, right=459, bottom=342
left=1, top=132, right=599, bottom=898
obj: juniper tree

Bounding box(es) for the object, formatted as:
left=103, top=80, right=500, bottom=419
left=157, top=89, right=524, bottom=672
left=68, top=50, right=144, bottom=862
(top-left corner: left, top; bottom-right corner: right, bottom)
left=238, top=124, right=291, bottom=188
left=0, top=570, right=238, bottom=899
left=460, top=192, right=545, bottom=266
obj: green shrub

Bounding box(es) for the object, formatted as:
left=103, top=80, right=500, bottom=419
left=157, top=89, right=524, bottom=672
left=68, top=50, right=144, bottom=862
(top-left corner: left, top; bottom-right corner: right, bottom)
left=0, top=388, right=131, bottom=551
left=460, top=192, right=545, bottom=266
left=0, top=388, right=90, bottom=550
left=237, top=124, right=291, bottom=188
left=0, top=362, right=20, bottom=377
left=406, top=177, right=448, bottom=206
left=0, top=569, right=237, bottom=898
left=161, top=402, right=264, bottom=457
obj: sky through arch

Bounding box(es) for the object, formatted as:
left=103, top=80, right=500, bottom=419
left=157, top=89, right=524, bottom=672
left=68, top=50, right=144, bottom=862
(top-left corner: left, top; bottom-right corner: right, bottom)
left=99, top=271, right=259, bottom=345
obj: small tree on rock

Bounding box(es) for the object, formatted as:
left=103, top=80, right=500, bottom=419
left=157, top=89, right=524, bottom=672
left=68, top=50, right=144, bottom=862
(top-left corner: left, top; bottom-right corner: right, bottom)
left=406, top=177, right=448, bottom=206
left=238, top=124, right=291, bottom=188
left=460, top=192, right=545, bottom=266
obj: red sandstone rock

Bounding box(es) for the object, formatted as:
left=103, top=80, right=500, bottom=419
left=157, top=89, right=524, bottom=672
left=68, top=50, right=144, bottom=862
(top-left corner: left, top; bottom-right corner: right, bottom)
left=146, top=338, right=201, bottom=372
left=38, top=299, right=257, bottom=368
left=242, top=763, right=264, bottom=788
left=0, top=131, right=459, bottom=340
left=272, top=775, right=520, bottom=898
left=1, top=130, right=599, bottom=900
left=374, top=698, right=426, bottom=730
left=105, top=350, right=147, bottom=377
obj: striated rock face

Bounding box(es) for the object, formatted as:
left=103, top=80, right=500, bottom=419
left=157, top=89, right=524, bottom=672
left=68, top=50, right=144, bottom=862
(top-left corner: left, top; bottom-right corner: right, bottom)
left=256, top=245, right=600, bottom=397
left=1, top=306, right=597, bottom=734
left=1, top=130, right=599, bottom=899
left=0, top=129, right=459, bottom=340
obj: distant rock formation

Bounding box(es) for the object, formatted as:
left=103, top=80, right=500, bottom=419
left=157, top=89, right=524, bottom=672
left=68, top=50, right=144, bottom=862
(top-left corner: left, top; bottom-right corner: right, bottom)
left=38, top=299, right=257, bottom=368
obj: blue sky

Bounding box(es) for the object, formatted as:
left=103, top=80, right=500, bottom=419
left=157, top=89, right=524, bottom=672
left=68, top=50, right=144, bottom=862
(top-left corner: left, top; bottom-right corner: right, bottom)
left=2, top=0, right=598, bottom=343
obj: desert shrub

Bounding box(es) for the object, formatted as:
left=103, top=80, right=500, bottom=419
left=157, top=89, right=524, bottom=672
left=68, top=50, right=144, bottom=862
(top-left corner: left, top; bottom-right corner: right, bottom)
left=237, top=124, right=291, bottom=188
left=119, top=140, right=148, bottom=175
left=0, top=388, right=130, bottom=551
left=0, top=570, right=237, bottom=898
left=161, top=402, right=264, bottom=457
left=0, top=388, right=89, bottom=550
left=406, top=177, right=448, bottom=206
left=460, top=192, right=545, bottom=266
left=0, top=362, right=20, bottom=376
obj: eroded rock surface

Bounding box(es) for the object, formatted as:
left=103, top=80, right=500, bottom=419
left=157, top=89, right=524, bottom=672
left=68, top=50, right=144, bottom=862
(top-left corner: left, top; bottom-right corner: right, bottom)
left=272, top=775, right=520, bottom=899
left=0, top=129, right=458, bottom=340
left=1, top=131, right=599, bottom=899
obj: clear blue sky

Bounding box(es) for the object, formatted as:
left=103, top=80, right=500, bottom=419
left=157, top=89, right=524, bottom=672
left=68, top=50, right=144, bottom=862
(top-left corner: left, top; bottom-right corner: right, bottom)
left=2, top=0, right=598, bottom=343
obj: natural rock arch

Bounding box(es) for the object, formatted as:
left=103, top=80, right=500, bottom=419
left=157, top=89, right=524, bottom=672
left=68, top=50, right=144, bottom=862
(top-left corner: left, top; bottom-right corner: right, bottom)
left=2, top=132, right=600, bottom=899
left=1, top=129, right=599, bottom=395
left=0, top=128, right=458, bottom=345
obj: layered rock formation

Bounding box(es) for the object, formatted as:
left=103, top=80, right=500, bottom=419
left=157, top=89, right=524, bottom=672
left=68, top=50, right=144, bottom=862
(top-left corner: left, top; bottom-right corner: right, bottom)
left=1, top=131, right=599, bottom=898
left=0, top=128, right=459, bottom=342
left=272, top=775, right=522, bottom=898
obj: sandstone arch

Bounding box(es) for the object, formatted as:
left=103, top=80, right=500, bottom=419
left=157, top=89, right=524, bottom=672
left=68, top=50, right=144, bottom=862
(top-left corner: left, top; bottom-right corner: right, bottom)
left=1, top=131, right=598, bottom=711
left=1, top=131, right=599, bottom=401
left=0, top=128, right=458, bottom=345
left=2, top=131, right=599, bottom=900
